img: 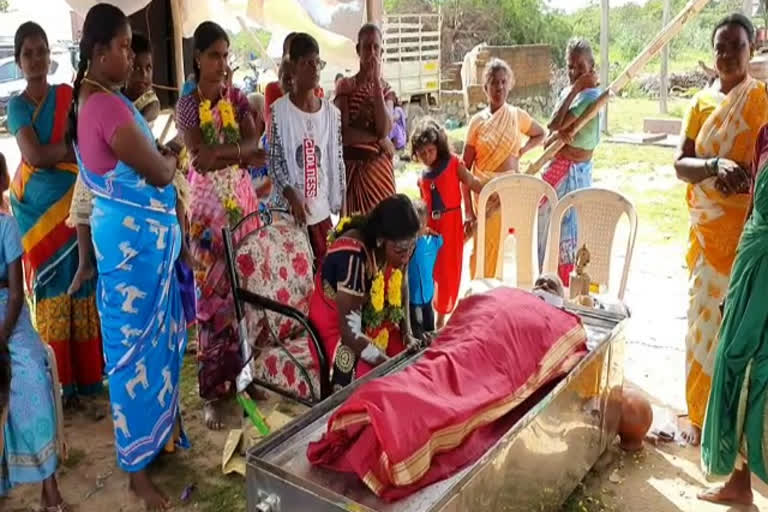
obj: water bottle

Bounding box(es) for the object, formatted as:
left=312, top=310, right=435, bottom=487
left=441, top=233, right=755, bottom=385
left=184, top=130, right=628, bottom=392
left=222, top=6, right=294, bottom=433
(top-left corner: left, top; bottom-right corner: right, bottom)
left=502, top=228, right=517, bottom=287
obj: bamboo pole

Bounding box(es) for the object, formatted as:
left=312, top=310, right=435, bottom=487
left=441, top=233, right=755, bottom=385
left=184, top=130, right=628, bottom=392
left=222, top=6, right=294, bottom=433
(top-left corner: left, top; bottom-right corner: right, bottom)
left=236, top=15, right=279, bottom=75
left=660, top=0, right=670, bottom=113
left=526, top=0, right=711, bottom=175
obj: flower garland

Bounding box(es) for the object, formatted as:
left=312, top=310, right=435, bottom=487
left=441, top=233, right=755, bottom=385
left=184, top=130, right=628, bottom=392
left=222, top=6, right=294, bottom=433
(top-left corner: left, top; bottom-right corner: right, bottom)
left=198, top=93, right=243, bottom=225
left=326, top=217, right=405, bottom=354
left=326, top=216, right=355, bottom=246
left=362, top=267, right=404, bottom=353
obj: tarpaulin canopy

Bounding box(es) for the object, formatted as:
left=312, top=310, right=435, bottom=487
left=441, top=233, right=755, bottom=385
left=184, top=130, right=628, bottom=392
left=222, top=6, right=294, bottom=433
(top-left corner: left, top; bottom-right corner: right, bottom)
left=65, top=0, right=363, bottom=68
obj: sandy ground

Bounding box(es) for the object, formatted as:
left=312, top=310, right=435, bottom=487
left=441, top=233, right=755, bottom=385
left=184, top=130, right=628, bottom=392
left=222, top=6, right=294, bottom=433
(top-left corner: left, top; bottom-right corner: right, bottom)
left=0, top=134, right=759, bottom=511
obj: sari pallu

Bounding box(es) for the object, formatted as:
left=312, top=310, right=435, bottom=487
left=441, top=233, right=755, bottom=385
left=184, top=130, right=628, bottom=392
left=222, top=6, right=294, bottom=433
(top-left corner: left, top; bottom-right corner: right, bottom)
left=336, top=77, right=396, bottom=215
left=537, top=158, right=593, bottom=286
left=77, top=94, right=188, bottom=471
left=8, top=84, right=102, bottom=397
left=684, top=78, right=768, bottom=430
left=701, top=148, right=768, bottom=483
left=307, top=288, right=586, bottom=501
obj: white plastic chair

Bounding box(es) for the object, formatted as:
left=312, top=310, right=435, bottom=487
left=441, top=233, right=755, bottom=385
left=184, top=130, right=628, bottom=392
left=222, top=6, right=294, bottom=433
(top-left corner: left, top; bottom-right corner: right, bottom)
left=543, top=188, right=638, bottom=300
left=473, top=173, right=558, bottom=290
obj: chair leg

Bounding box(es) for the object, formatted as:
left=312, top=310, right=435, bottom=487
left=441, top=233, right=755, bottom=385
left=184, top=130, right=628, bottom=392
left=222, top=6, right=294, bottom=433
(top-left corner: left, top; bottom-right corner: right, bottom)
left=44, top=345, right=67, bottom=461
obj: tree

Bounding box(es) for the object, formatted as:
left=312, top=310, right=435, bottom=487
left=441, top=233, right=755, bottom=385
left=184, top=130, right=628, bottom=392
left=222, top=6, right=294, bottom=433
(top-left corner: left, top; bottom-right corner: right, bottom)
left=0, top=0, right=9, bottom=13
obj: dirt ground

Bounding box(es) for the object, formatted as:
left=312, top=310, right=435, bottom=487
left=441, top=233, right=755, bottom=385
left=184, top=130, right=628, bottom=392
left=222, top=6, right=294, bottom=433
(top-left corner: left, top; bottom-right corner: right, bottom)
left=0, top=134, right=760, bottom=511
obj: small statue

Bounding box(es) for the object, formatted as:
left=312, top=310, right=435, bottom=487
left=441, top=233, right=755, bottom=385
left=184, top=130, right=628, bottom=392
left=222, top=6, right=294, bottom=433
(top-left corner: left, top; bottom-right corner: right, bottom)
left=575, top=244, right=591, bottom=276
left=570, top=244, right=592, bottom=300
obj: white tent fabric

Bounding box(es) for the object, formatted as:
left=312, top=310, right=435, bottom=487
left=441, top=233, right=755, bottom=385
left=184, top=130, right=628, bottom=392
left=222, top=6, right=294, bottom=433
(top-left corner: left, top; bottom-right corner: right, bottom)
left=63, top=0, right=362, bottom=70
left=65, top=0, right=152, bottom=17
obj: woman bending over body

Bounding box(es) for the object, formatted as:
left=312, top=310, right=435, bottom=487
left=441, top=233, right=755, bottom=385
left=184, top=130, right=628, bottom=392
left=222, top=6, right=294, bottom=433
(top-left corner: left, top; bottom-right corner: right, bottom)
left=308, top=194, right=422, bottom=390
left=674, top=13, right=768, bottom=447
left=462, top=58, right=546, bottom=279
left=70, top=4, right=187, bottom=509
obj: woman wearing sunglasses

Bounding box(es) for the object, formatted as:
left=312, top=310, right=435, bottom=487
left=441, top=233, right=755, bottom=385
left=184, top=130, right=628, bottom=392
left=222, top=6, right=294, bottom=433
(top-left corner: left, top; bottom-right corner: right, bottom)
left=306, top=194, right=422, bottom=391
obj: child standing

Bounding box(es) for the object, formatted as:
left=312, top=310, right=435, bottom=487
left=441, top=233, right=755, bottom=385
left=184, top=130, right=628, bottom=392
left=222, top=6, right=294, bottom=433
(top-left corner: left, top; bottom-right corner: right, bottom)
left=411, top=118, right=484, bottom=328
left=408, top=200, right=442, bottom=338
left=269, top=33, right=345, bottom=267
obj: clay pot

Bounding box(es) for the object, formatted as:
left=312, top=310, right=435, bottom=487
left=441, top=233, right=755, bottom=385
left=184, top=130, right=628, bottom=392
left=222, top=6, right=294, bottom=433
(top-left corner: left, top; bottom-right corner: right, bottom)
left=618, top=387, right=653, bottom=452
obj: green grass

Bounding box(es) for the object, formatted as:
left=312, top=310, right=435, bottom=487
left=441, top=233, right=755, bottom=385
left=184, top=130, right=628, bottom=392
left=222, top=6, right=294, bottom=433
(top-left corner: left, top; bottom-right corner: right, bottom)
left=439, top=97, right=689, bottom=249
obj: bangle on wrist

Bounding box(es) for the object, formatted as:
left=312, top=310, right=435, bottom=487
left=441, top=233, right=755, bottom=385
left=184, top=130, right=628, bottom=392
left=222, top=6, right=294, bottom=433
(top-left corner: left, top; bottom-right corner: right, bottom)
left=236, top=143, right=241, bottom=164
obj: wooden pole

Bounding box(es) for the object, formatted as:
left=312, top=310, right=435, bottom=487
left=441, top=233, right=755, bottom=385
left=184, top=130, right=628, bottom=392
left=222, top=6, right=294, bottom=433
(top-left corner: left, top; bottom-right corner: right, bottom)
left=660, top=0, right=670, bottom=114
left=600, top=0, right=609, bottom=132
left=170, top=0, right=185, bottom=97
left=527, top=0, right=711, bottom=175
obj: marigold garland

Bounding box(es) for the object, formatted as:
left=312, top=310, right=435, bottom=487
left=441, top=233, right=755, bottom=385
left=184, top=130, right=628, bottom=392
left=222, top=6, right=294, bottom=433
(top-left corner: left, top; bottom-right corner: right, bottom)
left=372, top=329, right=389, bottom=352
left=197, top=94, right=243, bottom=224
left=388, top=269, right=403, bottom=307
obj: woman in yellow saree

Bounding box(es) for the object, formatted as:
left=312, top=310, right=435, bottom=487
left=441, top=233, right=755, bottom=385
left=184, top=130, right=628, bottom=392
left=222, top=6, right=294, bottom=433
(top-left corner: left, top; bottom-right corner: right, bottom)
left=674, top=13, right=768, bottom=446
left=462, top=58, right=545, bottom=278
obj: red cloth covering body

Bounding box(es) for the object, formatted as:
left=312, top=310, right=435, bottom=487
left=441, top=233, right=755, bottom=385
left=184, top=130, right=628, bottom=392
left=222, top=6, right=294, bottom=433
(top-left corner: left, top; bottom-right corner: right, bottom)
left=307, top=287, right=587, bottom=501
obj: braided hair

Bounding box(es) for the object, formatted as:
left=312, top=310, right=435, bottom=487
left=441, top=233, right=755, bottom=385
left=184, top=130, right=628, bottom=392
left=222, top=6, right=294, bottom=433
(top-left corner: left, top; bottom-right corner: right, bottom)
left=67, top=3, right=128, bottom=144
left=192, top=21, right=229, bottom=83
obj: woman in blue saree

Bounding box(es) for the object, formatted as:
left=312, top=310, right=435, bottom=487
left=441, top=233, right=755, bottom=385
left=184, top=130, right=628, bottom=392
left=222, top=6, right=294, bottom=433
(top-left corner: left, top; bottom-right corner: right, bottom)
left=0, top=154, right=68, bottom=511
left=70, top=5, right=186, bottom=510
left=7, top=22, right=103, bottom=407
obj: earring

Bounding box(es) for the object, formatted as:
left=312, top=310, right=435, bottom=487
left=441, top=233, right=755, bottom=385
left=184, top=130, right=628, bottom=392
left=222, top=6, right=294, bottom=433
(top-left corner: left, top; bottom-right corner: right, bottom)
left=100, top=56, right=106, bottom=65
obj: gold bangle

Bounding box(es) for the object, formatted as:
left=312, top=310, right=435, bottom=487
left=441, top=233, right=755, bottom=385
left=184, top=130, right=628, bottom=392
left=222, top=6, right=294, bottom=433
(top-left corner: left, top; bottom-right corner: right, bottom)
left=236, top=143, right=241, bottom=163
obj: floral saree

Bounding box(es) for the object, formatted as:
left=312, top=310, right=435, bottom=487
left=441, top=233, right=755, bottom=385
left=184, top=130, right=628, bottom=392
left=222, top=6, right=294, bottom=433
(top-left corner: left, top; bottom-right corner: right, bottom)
left=683, top=77, right=768, bottom=430
left=176, top=87, right=260, bottom=401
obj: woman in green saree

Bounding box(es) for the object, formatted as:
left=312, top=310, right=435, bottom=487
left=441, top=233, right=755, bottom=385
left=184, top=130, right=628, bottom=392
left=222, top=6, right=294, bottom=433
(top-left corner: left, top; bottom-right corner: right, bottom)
left=699, top=124, right=768, bottom=506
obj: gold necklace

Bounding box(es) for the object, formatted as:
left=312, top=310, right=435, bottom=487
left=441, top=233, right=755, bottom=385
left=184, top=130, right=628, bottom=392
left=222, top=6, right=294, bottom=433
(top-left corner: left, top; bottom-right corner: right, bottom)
left=82, top=76, right=114, bottom=95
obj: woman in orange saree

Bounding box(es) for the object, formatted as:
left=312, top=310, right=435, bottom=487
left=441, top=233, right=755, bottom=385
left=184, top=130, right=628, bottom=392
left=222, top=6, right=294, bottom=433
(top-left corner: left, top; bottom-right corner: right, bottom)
left=673, top=13, right=768, bottom=446
left=307, top=287, right=587, bottom=501
left=462, top=58, right=545, bottom=279
left=7, top=23, right=102, bottom=407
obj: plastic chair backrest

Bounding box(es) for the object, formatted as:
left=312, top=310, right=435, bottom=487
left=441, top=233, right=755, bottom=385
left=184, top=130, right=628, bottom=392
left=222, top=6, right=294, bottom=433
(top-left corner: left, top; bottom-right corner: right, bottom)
left=543, top=187, right=638, bottom=300
left=475, top=173, right=558, bottom=289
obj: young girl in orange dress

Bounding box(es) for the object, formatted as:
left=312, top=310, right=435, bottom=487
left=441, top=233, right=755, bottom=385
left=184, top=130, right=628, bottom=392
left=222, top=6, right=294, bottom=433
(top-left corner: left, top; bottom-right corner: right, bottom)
left=411, top=118, right=484, bottom=327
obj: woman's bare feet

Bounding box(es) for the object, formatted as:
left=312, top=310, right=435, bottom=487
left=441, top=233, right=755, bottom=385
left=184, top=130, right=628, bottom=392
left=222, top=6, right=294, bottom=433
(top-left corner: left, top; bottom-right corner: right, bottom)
left=40, top=475, right=68, bottom=511
left=204, top=400, right=224, bottom=431
left=679, top=417, right=701, bottom=446
left=699, top=465, right=753, bottom=506
left=129, top=470, right=171, bottom=511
